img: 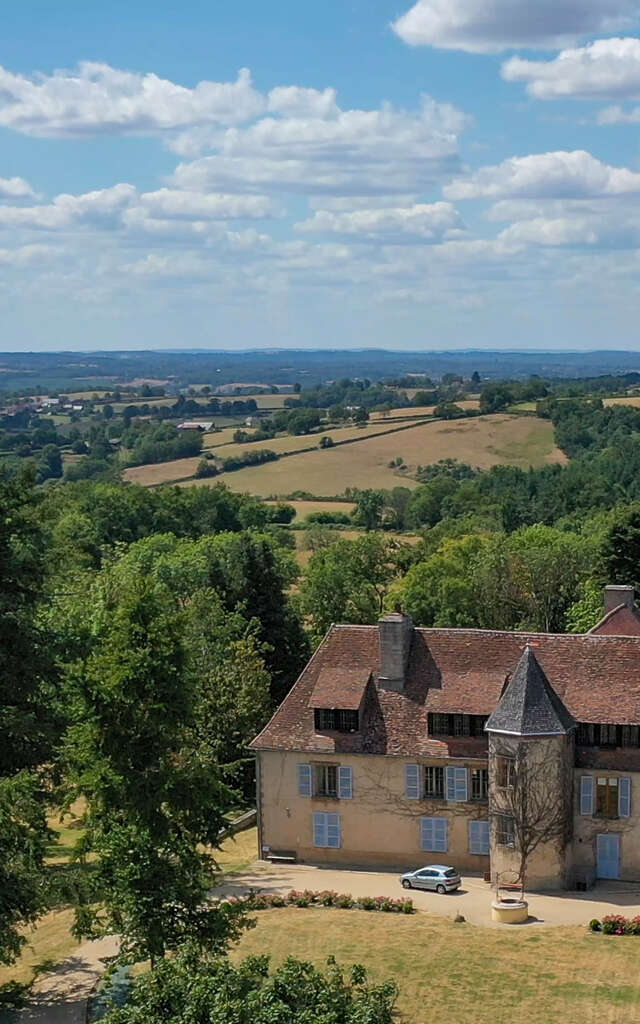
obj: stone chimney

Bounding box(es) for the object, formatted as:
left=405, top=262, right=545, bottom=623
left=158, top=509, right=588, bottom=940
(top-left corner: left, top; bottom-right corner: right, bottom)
left=378, top=612, right=413, bottom=692
left=604, top=585, right=635, bottom=614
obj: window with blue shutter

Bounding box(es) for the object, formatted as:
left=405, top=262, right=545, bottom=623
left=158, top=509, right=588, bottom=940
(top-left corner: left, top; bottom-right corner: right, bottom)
left=580, top=775, right=594, bottom=815
left=406, top=763, right=420, bottom=799
left=421, top=816, right=448, bottom=852
left=338, top=765, right=353, bottom=799
left=314, top=812, right=341, bottom=848
left=619, top=776, right=631, bottom=818
left=469, top=819, right=490, bottom=855
left=298, top=763, right=312, bottom=797
left=446, top=766, right=468, bottom=802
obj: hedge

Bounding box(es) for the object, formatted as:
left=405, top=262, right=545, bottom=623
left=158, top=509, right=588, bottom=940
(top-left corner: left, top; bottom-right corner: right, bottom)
left=224, top=889, right=414, bottom=914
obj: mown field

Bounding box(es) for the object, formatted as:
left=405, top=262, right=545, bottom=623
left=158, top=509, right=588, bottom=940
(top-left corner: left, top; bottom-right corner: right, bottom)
left=233, top=907, right=640, bottom=1024
left=370, top=398, right=480, bottom=420
left=185, top=415, right=564, bottom=498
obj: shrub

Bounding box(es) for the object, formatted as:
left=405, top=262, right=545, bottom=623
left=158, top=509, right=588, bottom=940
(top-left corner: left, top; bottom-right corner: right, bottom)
left=318, top=890, right=338, bottom=907
left=358, top=896, right=377, bottom=911
left=335, top=893, right=355, bottom=909
left=589, top=918, right=602, bottom=932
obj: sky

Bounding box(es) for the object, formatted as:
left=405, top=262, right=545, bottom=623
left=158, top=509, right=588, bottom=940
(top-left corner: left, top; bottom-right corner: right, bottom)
left=3, top=1, right=640, bottom=351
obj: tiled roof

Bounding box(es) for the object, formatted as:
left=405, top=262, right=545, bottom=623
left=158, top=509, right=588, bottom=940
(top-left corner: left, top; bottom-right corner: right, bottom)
left=250, top=624, right=640, bottom=756
left=309, top=667, right=371, bottom=710
left=485, top=645, right=576, bottom=736
left=588, top=603, right=640, bottom=636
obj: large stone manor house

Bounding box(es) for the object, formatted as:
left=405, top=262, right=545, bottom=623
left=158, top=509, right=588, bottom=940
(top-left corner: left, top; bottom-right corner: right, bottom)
left=251, top=585, right=640, bottom=889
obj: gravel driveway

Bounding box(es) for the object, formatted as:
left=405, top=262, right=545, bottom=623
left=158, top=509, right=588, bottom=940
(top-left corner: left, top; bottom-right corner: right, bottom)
left=223, top=860, right=640, bottom=926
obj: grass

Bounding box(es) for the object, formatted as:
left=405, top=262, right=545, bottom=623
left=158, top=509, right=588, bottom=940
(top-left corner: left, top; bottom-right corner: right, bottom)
left=233, top=908, right=640, bottom=1024
left=212, top=827, right=260, bottom=876
left=122, top=455, right=204, bottom=486
left=0, top=822, right=259, bottom=993
left=370, top=399, right=480, bottom=420
left=604, top=396, right=640, bottom=408
left=188, top=415, right=564, bottom=498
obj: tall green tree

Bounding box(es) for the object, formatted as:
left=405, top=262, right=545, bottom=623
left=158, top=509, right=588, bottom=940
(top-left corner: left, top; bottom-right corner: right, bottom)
left=299, top=535, right=410, bottom=639
left=0, top=476, right=57, bottom=964
left=65, top=578, right=237, bottom=964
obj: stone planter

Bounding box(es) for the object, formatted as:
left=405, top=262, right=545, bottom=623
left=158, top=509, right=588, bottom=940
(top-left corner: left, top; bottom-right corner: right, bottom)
left=491, top=898, right=529, bottom=924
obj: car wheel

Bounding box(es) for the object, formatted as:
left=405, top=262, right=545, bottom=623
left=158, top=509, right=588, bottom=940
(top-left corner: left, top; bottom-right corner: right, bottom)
left=402, top=879, right=412, bottom=889
left=436, top=884, right=446, bottom=894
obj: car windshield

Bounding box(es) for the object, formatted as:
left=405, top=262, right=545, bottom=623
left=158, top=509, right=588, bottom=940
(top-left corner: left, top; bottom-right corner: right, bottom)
left=443, top=869, right=458, bottom=878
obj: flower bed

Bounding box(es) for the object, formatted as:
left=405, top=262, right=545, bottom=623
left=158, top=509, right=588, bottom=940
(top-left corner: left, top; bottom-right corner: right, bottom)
left=235, top=888, right=414, bottom=914
left=589, top=914, right=640, bottom=935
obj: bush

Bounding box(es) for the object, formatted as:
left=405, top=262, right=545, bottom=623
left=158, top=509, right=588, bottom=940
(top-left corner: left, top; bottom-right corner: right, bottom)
left=358, top=896, right=377, bottom=911
left=306, top=511, right=351, bottom=525
left=239, top=890, right=415, bottom=914
left=590, top=914, right=640, bottom=935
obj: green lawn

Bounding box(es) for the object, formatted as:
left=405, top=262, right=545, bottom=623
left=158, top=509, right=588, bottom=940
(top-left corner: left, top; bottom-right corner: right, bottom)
left=234, top=908, right=640, bottom=1024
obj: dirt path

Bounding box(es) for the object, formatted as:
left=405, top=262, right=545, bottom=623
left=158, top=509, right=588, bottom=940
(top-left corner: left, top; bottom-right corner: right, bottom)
left=14, top=935, right=118, bottom=1024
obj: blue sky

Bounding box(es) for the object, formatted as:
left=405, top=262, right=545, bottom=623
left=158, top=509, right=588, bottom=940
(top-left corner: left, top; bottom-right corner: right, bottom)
left=3, top=0, right=640, bottom=350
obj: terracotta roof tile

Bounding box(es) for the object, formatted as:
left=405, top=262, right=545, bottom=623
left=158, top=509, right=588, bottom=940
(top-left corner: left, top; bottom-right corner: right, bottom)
left=588, top=603, right=640, bottom=636
left=250, top=624, right=640, bottom=756
left=308, top=667, right=371, bottom=710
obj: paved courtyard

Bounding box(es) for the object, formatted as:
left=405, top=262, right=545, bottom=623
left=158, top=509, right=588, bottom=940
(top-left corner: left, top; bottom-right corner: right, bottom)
left=224, top=860, right=640, bottom=926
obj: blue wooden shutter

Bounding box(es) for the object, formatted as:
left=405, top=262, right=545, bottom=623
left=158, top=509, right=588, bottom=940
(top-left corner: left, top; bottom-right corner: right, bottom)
left=313, top=812, right=327, bottom=847
left=421, top=817, right=448, bottom=852
left=338, top=766, right=353, bottom=799
left=298, top=763, right=312, bottom=797
left=420, top=817, right=434, bottom=850
left=580, top=775, right=594, bottom=815
left=469, top=819, right=489, bottom=855
left=434, top=818, right=448, bottom=852
left=326, top=813, right=341, bottom=848
left=406, top=763, right=420, bottom=799
left=446, top=766, right=468, bottom=802
left=619, top=777, right=631, bottom=818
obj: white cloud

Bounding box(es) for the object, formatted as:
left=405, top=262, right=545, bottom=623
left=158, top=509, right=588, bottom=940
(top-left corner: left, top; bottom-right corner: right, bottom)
left=392, top=0, right=639, bottom=53
left=137, top=189, right=279, bottom=220
left=503, top=38, right=640, bottom=99
left=0, top=244, right=54, bottom=266
left=0, top=62, right=264, bottom=137
left=171, top=98, right=468, bottom=196
left=295, top=202, right=466, bottom=242
left=598, top=103, right=640, bottom=122
left=267, top=86, right=338, bottom=118
left=0, top=184, right=136, bottom=230
left=498, top=211, right=640, bottom=247
left=444, top=151, right=640, bottom=199
left=0, top=176, right=38, bottom=200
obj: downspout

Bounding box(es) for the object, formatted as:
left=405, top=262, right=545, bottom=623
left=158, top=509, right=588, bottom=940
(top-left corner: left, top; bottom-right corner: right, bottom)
left=255, top=751, right=264, bottom=859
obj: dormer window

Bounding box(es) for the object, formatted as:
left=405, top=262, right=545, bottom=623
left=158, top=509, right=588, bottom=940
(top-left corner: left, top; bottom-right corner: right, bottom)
left=429, top=713, right=488, bottom=738
left=308, top=668, right=369, bottom=735
left=314, top=708, right=359, bottom=733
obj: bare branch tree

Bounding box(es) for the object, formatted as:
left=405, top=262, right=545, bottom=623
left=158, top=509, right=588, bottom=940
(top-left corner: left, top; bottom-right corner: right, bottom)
left=490, top=740, right=572, bottom=899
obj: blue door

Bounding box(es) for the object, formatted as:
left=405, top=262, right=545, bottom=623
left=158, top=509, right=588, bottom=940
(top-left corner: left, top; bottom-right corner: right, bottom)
left=597, top=834, right=620, bottom=879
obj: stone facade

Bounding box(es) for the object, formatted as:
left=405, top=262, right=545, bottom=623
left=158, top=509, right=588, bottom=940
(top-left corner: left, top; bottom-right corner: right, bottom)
left=252, top=596, right=640, bottom=889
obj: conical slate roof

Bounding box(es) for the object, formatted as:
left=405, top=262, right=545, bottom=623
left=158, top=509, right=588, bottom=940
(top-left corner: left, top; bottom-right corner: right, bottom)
left=485, top=645, right=576, bottom=736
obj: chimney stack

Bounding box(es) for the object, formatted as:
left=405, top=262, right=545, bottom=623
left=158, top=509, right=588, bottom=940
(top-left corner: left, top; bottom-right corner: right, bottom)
left=378, top=612, right=413, bottom=692
left=604, top=585, right=635, bottom=615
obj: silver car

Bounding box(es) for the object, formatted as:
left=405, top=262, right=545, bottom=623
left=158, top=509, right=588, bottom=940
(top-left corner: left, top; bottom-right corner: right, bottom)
left=400, top=864, right=461, bottom=894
